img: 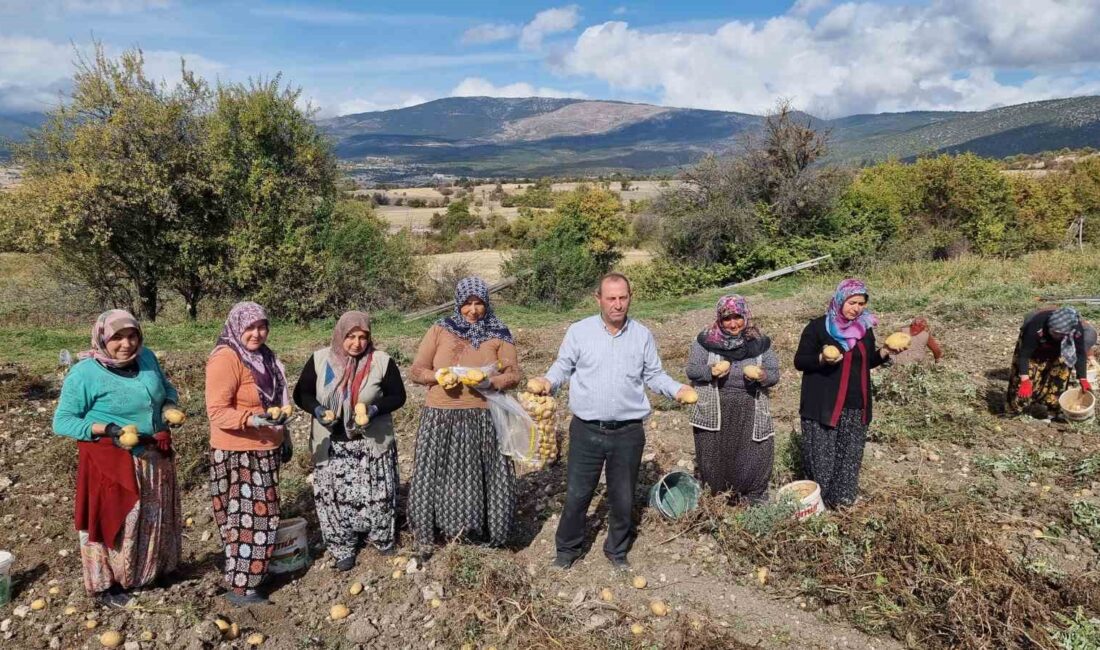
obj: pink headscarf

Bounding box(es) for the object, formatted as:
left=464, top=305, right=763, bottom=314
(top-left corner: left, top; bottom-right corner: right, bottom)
left=81, top=309, right=142, bottom=368
left=825, top=278, right=878, bottom=351
left=211, top=301, right=288, bottom=409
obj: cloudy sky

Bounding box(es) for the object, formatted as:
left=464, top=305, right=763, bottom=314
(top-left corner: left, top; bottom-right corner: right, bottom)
left=2, top=0, right=1099, bottom=118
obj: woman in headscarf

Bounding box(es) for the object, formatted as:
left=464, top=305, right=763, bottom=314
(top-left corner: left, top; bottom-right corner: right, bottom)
left=1007, top=306, right=1091, bottom=418
left=794, top=279, right=895, bottom=509
left=52, top=310, right=184, bottom=607
left=892, top=316, right=944, bottom=366
left=408, top=277, right=522, bottom=554
left=685, top=295, right=779, bottom=504
left=204, top=301, right=291, bottom=606
left=293, top=311, right=407, bottom=571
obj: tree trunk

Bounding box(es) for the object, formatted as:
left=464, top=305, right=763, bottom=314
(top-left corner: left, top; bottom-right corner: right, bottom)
left=137, top=281, right=158, bottom=322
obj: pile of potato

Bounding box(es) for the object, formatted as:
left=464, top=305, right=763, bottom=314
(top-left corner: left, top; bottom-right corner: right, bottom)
left=517, top=390, right=558, bottom=465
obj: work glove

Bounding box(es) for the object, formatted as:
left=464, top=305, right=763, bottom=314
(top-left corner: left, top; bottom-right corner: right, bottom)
left=313, top=406, right=337, bottom=430
left=152, top=430, right=173, bottom=454
left=251, top=414, right=283, bottom=428
left=1017, top=377, right=1033, bottom=399
left=1081, top=379, right=1093, bottom=393
left=103, top=423, right=124, bottom=446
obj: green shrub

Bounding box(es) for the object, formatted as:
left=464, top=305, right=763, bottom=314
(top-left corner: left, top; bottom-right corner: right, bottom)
left=626, top=260, right=735, bottom=299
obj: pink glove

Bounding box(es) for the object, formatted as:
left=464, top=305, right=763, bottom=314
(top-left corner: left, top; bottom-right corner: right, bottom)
left=152, top=430, right=173, bottom=454
left=1082, top=379, right=1093, bottom=393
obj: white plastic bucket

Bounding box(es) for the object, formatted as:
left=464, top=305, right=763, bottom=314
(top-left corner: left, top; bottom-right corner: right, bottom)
left=1059, top=388, right=1096, bottom=422
left=778, top=480, right=826, bottom=520
left=269, top=518, right=308, bottom=574
left=0, top=550, right=13, bottom=606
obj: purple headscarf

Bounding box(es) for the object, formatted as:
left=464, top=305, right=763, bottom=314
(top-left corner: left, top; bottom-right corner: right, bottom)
left=704, top=295, right=753, bottom=347
left=212, top=301, right=288, bottom=409
left=825, top=278, right=878, bottom=351
left=82, top=309, right=143, bottom=368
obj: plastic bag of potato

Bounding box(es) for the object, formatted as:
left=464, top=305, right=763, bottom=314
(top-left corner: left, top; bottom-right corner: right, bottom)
left=483, top=391, right=540, bottom=464
left=517, top=390, right=559, bottom=467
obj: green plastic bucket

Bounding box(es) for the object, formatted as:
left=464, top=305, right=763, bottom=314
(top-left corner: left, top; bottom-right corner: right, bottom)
left=647, top=471, right=701, bottom=519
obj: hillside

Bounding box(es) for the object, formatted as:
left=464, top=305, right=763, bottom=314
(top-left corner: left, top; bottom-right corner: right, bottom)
left=5, top=95, right=1100, bottom=177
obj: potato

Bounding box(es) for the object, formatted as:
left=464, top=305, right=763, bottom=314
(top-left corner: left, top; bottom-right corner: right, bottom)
left=631, top=575, right=647, bottom=589
left=429, top=598, right=442, bottom=608
left=822, top=345, right=842, bottom=362
left=30, top=598, right=46, bottom=610
left=631, top=623, right=645, bottom=635
left=163, top=408, right=186, bottom=425
left=99, top=631, right=123, bottom=648
left=348, top=581, right=364, bottom=596
left=649, top=600, right=668, bottom=617
left=322, top=409, right=336, bottom=423
left=526, top=378, right=549, bottom=394
left=266, top=406, right=283, bottom=420
left=462, top=368, right=486, bottom=386
left=678, top=388, right=699, bottom=404
left=329, top=604, right=350, bottom=620
left=227, top=623, right=240, bottom=640
left=884, top=332, right=912, bottom=352
left=354, top=412, right=370, bottom=427
left=280, top=405, right=294, bottom=418
left=246, top=633, right=265, bottom=646
left=711, top=360, right=731, bottom=377
left=599, top=587, right=613, bottom=602
left=743, top=365, right=764, bottom=380
left=214, top=618, right=230, bottom=633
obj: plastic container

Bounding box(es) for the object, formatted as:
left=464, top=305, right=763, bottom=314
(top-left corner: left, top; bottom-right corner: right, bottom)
left=0, top=550, right=13, bottom=606
left=269, top=518, right=309, bottom=574
left=778, top=480, right=826, bottom=520
left=1059, top=388, right=1096, bottom=422
left=647, top=471, right=701, bottom=520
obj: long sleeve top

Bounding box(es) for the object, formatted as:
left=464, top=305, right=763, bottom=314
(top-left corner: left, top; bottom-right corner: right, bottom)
left=685, top=340, right=780, bottom=394
left=794, top=315, right=888, bottom=427
left=53, top=348, right=178, bottom=444
left=409, top=325, right=521, bottom=409
left=205, top=346, right=284, bottom=451
left=1016, top=310, right=1087, bottom=379
left=544, top=315, right=684, bottom=421
left=293, top=354, right=407, bottom=438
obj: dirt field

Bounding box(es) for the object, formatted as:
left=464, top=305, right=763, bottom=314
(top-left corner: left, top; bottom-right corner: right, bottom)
left=2, top=252, right=1100, bottom=648
left=422, top=249, right=655, bottom=284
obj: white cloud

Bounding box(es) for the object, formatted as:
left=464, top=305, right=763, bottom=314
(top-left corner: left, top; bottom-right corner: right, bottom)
left=520, top=5, right=581, bottom=51
left=789, top=0, right=831, bottom=18
left=461, top=23, right=521, bottom=45
left=451, top=77, right=586, bottom=99
left=613, top=6, right=628, bottom=16
left=0, top=35, right=224, bottom=112
left=560, top=0, right=1100, bottom=114
left=320, top=93, right=432, bottom=117
left=62, top=0, right=171, bottom=12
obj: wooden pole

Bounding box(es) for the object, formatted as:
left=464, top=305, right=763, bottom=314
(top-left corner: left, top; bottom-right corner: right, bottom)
left=403, top=276, right=519, bottom=321
left=718, top=254, right=832, bottom=290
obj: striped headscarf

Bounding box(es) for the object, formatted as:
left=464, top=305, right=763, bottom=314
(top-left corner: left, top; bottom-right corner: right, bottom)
left=437, top=276, right=513, bottom=349
left=1047, top=306, right=1081, bottom=369
left=82, top=309, right=143, bottom=368
left=212, top=301, right=288, bottom=409
left=825, top=278, right=878, bottom=351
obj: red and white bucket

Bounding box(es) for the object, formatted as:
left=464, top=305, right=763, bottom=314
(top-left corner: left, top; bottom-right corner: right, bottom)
left=778, top=480, right=826, bottom=520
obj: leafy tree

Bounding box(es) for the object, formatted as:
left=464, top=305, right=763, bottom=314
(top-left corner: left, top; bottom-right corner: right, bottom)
left=505, top=185, right=627, bottom=307
left=323, top=200, right=422, bottom=312
left=11, top=45, right=223, bottom=320
left=209, top=77, right=339, bottom=320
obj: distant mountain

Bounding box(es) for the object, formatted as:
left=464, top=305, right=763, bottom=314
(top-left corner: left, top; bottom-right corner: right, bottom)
left=0, top=112, right=46, bottom=157
left=322, top=95, right=1100, bottom=180
left=5, top=96, right=1100, bottom=178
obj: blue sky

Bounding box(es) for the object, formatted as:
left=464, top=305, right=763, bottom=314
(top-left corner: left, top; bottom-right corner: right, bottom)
left=1, top=0, right=1099, bottom=117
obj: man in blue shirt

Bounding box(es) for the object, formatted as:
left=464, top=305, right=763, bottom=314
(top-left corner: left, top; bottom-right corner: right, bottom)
left=531, top=272, right=694, bottom=570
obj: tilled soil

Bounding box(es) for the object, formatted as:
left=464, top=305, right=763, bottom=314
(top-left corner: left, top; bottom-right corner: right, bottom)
left=1, top=288, right=1097, bottom=649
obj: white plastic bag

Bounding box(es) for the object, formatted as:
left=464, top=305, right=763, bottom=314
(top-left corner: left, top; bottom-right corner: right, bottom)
left=482, top=391, right=538, bottom=462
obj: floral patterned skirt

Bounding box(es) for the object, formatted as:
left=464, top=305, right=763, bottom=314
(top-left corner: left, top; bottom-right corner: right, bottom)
left=313, top=437, right=398, bottom=560
left=78, top=450, right=181, bottom=594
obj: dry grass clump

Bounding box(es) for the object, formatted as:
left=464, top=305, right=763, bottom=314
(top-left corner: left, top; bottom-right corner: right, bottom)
left=427, top=544, right=755, bottom=649
left=709, top=482, right=1100, bottom=649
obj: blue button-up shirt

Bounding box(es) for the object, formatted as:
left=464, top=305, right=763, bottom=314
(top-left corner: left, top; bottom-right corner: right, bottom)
left=544, top=315, right=684, bottom=422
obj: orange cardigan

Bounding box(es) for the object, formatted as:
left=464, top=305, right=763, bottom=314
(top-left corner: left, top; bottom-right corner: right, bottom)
left=205, top=347, right=284, bottom=451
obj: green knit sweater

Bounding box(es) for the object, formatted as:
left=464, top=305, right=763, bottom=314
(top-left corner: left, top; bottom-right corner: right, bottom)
left=52, top=348, right=179, bottom=443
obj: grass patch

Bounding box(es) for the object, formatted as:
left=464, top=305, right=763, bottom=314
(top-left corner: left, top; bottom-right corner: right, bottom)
left=974, top=447, right=1068, bottom=482
left=870, top=363, right=987, bottom=443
